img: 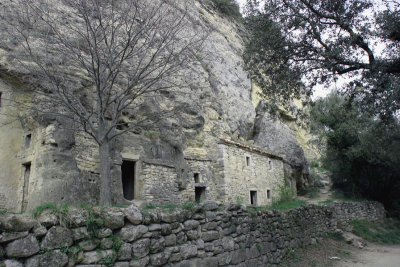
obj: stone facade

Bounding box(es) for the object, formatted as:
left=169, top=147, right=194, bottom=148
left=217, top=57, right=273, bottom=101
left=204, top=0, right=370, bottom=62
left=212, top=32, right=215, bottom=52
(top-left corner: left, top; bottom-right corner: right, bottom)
left=218, top=139, right=284, bottom=206
left=0, top=0, right=304, bottom=212
left=0, top=201, right=385, bottom=266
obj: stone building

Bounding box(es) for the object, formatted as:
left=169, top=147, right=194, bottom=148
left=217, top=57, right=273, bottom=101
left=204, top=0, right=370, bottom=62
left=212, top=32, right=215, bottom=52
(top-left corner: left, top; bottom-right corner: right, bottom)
left=0, top=0, right=307, bottom=213
left=0, top=82, right=285, bottom=212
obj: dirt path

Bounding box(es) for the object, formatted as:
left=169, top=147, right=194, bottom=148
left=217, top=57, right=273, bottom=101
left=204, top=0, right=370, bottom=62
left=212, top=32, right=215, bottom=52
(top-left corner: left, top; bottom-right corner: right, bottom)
left=335, top=243, right=400, bottom=267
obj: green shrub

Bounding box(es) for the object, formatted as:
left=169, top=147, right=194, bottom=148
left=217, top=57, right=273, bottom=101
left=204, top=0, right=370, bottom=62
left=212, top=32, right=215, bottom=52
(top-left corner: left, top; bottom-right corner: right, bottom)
left=350, top=219, right=400, bottom=244
left=276, top=185, right=296, bottom=203
left=213, top=0, right=242, bottom=20
left=32, top=203, right=58, bottom=218
left=269, top=199, right=307, bottom=210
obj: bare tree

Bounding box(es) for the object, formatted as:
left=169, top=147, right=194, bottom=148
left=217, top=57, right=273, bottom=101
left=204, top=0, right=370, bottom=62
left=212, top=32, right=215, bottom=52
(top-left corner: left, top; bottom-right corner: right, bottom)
left=0, top=0, right=206, bottom=205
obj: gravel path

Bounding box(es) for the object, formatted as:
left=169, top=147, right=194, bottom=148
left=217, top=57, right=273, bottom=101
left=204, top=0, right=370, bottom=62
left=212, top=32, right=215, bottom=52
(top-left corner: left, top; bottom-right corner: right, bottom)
left=335, top=243, right=400, bottom=267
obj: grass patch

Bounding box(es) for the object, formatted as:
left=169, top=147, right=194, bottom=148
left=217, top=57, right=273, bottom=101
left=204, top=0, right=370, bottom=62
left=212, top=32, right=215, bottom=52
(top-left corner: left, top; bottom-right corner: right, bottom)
left=318, top=199, right=334, bottom=205
left=0, top=209, right=7, bottom=215
left=269, top=199, right=307, bottom=210
left=326, top=231, right=345, bottom=241
left=32, top=203, right=58, bottom=218
left=308, top=188, right=320, bottom=199
left=350, top=219, right=400, bottom=244
left=142, top=202, right=197, bottom=211
left=331, top=190, right=365, bottom=202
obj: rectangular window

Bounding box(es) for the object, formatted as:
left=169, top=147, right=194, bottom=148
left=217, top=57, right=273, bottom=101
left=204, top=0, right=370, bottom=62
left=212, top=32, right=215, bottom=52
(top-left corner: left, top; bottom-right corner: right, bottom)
left=250, top=190, right=257, bottom=206
left=194, top=173, right=200, bottom=183
left=246, top=156, right=250, bottom=166
left=269, top=160, right=272, bottom=170
left=25, top=134, right=32, bottom=148
left=267, top=189, right=271, bottom=199
left=121, top=160, right=136, bottom=201
left=195, top=186, right=206, bottom=203
left=22, top=162, right=31, bottom=212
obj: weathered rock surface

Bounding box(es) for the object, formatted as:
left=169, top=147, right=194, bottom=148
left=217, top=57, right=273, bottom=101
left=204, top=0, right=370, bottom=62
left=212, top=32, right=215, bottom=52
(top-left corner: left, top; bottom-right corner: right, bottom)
left=119, top=224, right=148, bottom=242
left=5, top=235, right=39, bottom=258
left=123, top=205, right=143, bottom=225
left=254, top=105, right=310, bottom=189
left=41, top=226, right=73, bottom=249
left=0, top=202, right=385, bottom=267
left=0, top=214, right=35, bottom=232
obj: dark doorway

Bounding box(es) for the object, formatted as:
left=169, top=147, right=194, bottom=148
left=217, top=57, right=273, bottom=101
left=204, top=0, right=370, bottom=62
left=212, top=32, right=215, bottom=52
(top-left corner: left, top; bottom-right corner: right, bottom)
left=267, top=189, right=271, bottom=199
left=121, top=161, right=136, bottom=201
left=22, top=162, right=31, bottom=212
left=250, top=190, right=257, bottom=206
left=195, top=186, right=206, bottom=203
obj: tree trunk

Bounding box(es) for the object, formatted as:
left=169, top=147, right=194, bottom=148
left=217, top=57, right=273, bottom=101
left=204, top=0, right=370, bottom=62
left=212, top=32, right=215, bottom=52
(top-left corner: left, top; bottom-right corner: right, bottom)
left=99, top=140, right=112, bottom=206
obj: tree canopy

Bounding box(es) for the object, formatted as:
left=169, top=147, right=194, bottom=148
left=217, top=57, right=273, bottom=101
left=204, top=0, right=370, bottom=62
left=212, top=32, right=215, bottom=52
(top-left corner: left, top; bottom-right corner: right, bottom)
left=311, top=92, right=400, bottom=217
left=244, top=0, right=400, bottom=117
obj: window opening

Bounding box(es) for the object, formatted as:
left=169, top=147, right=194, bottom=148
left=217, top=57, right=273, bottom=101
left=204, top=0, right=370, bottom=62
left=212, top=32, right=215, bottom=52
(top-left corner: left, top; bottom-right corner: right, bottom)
left=194, top=173, right=200, bottom=183
left=269, top=160, right=272, bottom=170
left=121, top=160, right=136, bottom=201
left=195, top=186, right=206, bottom=203
left=25, top=134, right=32, bottom=148
left=250, top=190, right=257, bottom=206
left=267, top=189, right=271, bottom=199
left=21, top=162, right=31, bottom=212
left=246, top=156, right=250, bottom=166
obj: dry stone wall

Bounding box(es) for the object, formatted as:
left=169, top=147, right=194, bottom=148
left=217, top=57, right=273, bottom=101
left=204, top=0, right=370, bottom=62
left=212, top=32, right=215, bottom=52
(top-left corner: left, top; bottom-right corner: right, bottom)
left=0, top=201, right=384, bottom=267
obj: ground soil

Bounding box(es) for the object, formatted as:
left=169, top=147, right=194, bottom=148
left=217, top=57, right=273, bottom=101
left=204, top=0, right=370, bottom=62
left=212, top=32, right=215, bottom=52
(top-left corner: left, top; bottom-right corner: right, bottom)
left=281, top=238, right=400, bottom=267
left=286, top=172, right=400, bottom=266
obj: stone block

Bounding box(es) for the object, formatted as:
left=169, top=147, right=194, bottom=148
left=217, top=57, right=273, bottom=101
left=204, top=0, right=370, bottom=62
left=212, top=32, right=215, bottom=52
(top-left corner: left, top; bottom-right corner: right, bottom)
left=119, top=224, right=148, bottom=242
left=183, top=220, right=200, bottom=230
left=131, top=238, right=150, bottom=259
left=150, top=252, right=169, bottom=266
left=6, top=235, right=39, bottom=258
left=129, top=256, right=149, bottom=267
left=180, top=244, right=198, bottom=259
left=117, top=243, right=132, bottom=261
left=201, top=231, right=219, bottom=242
left=123, top=205, right=143, bottom=225
left=0, top=214, right=35, bottom=232
left=1, top=259, right=23, bottom=267
left=41, top=226, right=73, bottom=250
left=72, top=227, right=89, bottom=241
left=81, top=250, right=113, bottom=264
left=0, top=231, right=28, bottom=243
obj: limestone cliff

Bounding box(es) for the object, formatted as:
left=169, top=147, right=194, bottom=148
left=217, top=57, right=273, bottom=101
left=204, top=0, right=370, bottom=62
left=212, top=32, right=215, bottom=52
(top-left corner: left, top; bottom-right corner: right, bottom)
left=0, top=0, right=314, bottom=210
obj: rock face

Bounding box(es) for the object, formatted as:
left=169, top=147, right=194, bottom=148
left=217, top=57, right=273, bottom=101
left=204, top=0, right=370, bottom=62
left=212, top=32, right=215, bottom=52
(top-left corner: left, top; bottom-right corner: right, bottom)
left=254, top=103, right=310, bottom=190
left=0, top=0, right=313, bottom=211
left=0, top=201, right=385, bottom=266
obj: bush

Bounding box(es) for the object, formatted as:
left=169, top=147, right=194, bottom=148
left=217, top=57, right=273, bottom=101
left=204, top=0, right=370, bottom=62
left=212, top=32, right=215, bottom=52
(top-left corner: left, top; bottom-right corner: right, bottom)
left=351, top=219, right=400, bottom=244
left=213, top=0, right=242, bottom=20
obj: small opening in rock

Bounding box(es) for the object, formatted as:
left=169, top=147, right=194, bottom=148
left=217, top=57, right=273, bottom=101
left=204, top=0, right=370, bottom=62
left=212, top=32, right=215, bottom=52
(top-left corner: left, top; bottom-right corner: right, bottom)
left=267, top=189, right=271, bottom=199
left=122, top=160, right=136, bottom=201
